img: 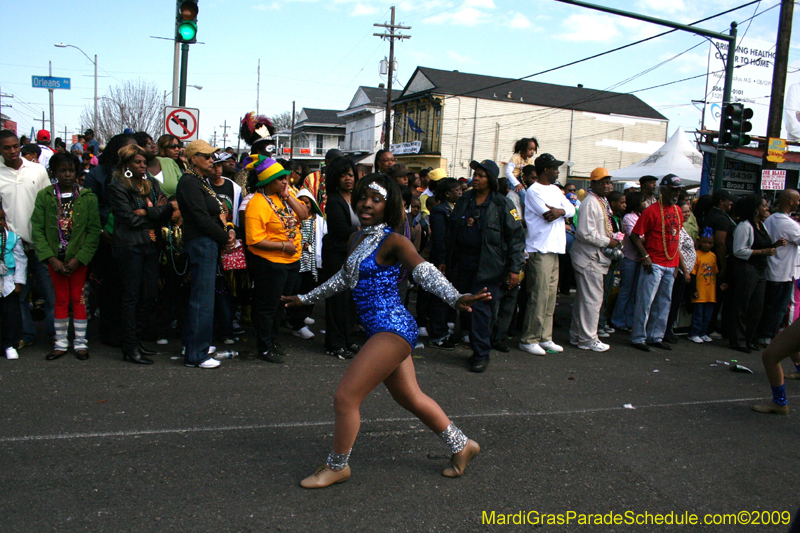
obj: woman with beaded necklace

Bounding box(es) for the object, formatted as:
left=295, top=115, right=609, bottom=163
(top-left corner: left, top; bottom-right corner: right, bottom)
left=31, top=152, right=100, bottom=360
left=243, top=155, right=309, bottom=364
left=109, top=144, right=173, bottom=365
left=176, top=140, right=237, bottom=369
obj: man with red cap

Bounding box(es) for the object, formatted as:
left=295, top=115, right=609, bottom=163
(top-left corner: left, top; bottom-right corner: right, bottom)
left=36, top=130, right=54, bottom=168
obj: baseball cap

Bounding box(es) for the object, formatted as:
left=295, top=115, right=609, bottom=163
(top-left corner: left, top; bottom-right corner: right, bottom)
left=534, top=153, right=564, bottom=168
left=184, top=139, right=220, bottom=159
left=428, top=168, right=447, bottom=182
left=622, top=181, right=638, bottom=191
left=469, top=159, right=499, bottom=181
left=660, top=174, right=682, bottom=188
left=590, top=167, right=611, bottom=181
left=213, top=152, right=233, bottom=164
left=639, top=175, right=657, bottom=183
left=36, top=129, right=51, bottom=142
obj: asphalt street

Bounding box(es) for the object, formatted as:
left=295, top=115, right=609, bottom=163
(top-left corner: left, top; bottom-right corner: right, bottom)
left=1, top=299, right=799, bottom=532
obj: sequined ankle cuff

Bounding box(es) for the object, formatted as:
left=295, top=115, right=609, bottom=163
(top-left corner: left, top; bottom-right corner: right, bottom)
left=439, top=423, right=468, bottom=454
left=326, top=449, right=351, bottom=471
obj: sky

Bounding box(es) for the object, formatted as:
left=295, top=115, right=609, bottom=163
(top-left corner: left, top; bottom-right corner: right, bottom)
left=2, top=0, right=798, bottom=149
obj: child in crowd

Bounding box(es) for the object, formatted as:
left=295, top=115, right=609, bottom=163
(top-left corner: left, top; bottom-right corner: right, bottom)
left=688, top=228, right=727, bottom=343
left=409, top=196, right=429, bottom=254
left=0, top=207, right=26, bottom=360
left=31, top=152, right=100, bottom=360
left=293, top=189, right=326, bottom=339
left=156, top=197, right=190, bottom=344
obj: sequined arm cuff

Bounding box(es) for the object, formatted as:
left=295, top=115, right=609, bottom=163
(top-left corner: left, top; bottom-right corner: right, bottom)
left=297, top=268, right=348, bottom=305
left=412, top=262, right=463, bottom=308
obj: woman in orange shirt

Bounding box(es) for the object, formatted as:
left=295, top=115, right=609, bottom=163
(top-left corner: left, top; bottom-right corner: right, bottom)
left=244, top=157, right=309, bottom=363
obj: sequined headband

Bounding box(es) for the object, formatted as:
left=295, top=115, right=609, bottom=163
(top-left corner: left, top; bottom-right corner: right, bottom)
left=368, top=182, right=387, bottom=198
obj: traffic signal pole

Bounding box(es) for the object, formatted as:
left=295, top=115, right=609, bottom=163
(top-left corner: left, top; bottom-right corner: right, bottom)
left=554, top=0, right=738, bottom=191
left=179, top=43, right=189, bottom=106
left=763, top=0, right=794, bottom=173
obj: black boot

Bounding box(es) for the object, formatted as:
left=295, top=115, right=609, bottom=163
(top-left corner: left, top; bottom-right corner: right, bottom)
left=137, top=343, right=156, bottom=356
left=123, top=348, right=153, bottom=365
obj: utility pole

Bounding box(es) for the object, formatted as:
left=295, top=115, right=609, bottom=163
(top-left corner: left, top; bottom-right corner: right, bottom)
left=374, top=6, right=411, bottom=151
left=41, top=111, right=45, bottom=130
left=219, top=120, right=230, bottom=148
left=0, top=86, right=14, bottom=122
left=256, top=59, right=261, bottom=116
left=172, top=41, right=180, bottom=107
left=179, top=43, right=190, bottom=106
left=290, top=100, right=296, bottom=160
left=762, top=0, right=794, bottom=172
left=48, top=61, right=56, bottom=149
left=212, top=130, right=217, bottom=147
left=236, top=115, right=242, bottom=155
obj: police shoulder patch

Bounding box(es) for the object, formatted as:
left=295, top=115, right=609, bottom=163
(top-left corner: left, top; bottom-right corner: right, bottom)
left=509, top=209, right=521, bottom=221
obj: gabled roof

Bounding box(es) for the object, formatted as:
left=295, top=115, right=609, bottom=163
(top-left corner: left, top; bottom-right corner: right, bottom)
left=359, top=86, right=388, bottom=106
left=297, top=108, right=346, bottom=126
left=396, top=67, right=667, bottom=121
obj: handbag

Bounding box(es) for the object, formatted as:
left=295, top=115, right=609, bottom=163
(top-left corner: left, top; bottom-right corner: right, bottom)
left=221, top=239, right=247, bottom=270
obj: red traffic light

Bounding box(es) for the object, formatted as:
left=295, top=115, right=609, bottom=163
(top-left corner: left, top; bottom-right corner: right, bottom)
left=180, top=1, right=198, bottom=20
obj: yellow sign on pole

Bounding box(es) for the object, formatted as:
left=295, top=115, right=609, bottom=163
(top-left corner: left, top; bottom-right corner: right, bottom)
left=767, top=137, right=787, bottom=163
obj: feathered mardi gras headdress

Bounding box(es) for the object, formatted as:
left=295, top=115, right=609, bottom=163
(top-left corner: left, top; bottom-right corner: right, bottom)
left=239, top=112, right=275, bottom=147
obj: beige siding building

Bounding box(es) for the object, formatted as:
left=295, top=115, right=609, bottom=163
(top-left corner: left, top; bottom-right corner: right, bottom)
left=391, top=67, right=668, bottom=181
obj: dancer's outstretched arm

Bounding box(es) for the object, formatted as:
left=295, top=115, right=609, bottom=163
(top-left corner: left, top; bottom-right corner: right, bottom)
left=382, top=232, right=492, bottom=312
left=283, top=268, right=347, bottom=307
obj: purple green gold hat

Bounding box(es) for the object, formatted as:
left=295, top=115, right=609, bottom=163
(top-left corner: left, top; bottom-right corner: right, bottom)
left=243, top=153, right=265, bottom=171
left=254, top=157, right=290, bottom=187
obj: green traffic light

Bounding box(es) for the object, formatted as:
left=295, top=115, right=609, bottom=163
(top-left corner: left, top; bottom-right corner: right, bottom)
left=178, top=21, right=197, bottom=41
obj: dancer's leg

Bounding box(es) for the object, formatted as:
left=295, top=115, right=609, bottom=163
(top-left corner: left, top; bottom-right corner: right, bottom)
left=383, top=356, right=450, bottom=433
left=332, top=332, right=412, bottom=455
left=753, top=318, right=800, bottom=414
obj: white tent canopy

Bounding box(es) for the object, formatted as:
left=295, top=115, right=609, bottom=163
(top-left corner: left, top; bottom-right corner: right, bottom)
left=609, top=127, right=703, bottom=186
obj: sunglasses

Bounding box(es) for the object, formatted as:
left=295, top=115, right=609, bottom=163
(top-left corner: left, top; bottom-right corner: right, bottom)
left=167, top=144, right=180, bottom=149
left=195, top=153, right=213, bottom=160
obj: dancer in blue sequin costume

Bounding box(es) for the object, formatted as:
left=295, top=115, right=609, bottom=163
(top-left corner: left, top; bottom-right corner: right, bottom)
left=283, top=174, right=490, bottom=489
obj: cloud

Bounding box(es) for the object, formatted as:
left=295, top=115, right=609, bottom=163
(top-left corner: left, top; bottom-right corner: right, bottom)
left=661, top=51, right=709, bottom=75
left=507, top=11, right=531, bottom=30
left=351, top=2, right=378, bottom=15
left=555, top=14, right=620, bottom=42
left=636, top=0, right=688, bottom=15
left=424, top=6, right=488, bottom=25
left=446, top=50, right=477, bottom=64
left=463, top=0, right=495, bottom=8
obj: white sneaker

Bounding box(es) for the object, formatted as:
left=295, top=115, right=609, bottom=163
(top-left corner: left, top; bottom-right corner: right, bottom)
left=5, top=347, right=18, bottom=360
left=292, top=326, right=315, bottom=340
left=539, top=341, right=564, bottom=353
left=604, top=326, right=615, bottom=334
left=757, top=337, right=771, bottom=346
left=688, top=336, right=704, bottom=344
left=156, top=338, right=169, bottom=345
left=223, top=337, right=235, bottom=345
left=182, top=345, right=217, bottom=355
left=709, top=332, right=722, bottom=339
left=700, top=335, right=713, bottom=343
left=184, top=358, right=221, bottom=369
left=578, top=341, right=609, bottom=352
left=304, top=317, right=315, bottom=325
left=418, top=327, right=429, bottom=337
left=518, top=342, right=546, bottom=355
left=447, top=322, right=455, bottom=330
left=461, top=334, right=470, bottom=344
left=598, top=330, right=610, bottom=338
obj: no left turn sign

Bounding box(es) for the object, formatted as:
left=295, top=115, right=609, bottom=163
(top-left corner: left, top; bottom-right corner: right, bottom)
left=164, top=106, right=200, bottom=141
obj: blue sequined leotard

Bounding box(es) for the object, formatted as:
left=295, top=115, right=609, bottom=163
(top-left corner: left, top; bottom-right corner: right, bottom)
left=351, top=228, right=418, bottom=349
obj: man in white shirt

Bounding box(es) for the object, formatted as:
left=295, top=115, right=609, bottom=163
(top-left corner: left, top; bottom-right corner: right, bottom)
left=0, top=129, right=54, bottom=349
left=518, top=154, right=575, bottom=356
left=756, top=189, right=800, bottom=344
left=35, top=130, right=54, bottom=169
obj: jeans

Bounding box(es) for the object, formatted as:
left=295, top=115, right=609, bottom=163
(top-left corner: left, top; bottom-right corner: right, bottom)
left=631, top=263, right=675, bottom=345
left=454, top=267, right=499, bottom=361
left=664, top=273, right=687, bottom=339
left=756, top=281, right=793, bottom=340
left=183, top=237, right=219, bottom=365
left=214, top=274, right=235, bottom=338
left=690, top=302, right=714, bottom=337
left=114, top=243, right=160, bottom=352
left=610, top=257, right=640, bottom=329
left=20, top=249, right=55, bottom=342
left=249, top=255, right=300, bottom=354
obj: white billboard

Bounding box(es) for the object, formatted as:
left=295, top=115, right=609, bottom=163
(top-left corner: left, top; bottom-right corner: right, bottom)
left=704, top=37, right=775, bottom=140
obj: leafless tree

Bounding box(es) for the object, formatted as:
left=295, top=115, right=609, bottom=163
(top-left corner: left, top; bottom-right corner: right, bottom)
left=270, top=110, right=300, bottom=133
left=80, top=79, right=162, bottom=144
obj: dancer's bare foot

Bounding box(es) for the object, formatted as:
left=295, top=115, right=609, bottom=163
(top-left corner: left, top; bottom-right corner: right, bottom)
left=300, top=465, right=351, bottom=488
left=442, top=439, right=480, bottom=477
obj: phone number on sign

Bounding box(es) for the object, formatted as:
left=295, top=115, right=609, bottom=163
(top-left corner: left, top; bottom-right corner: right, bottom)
left=480, top=510, right=792, bottom=526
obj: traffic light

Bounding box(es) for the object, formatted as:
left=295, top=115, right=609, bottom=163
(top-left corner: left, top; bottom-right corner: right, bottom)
left=175, top=1, right=198, bottom=44
left=721, top=103, right=754, bottom=146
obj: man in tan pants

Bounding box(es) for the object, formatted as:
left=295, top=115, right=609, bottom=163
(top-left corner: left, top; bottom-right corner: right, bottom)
left=518, top=154, right=575, bottom=356
left=568, top=168, right=620, bottom=352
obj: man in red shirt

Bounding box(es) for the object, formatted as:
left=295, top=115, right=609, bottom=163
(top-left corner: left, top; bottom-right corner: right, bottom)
left=629, top=174, right=686, bottom=351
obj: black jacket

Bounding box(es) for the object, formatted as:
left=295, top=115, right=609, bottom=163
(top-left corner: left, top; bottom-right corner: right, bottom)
left=85, top=165, right=114, bottom=226
left=175, top=173, right=229, bottom=245
left=428, top=201, right=453, bottom=267
left=445, top=190, right=525, bottom=284
left=109, top=178, right=172, bottom=248
left=322, top=193, right=358, bottom=273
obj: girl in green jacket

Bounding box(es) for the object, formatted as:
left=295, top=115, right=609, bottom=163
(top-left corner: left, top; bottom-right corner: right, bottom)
left=31, top=152, right=101, bottom=360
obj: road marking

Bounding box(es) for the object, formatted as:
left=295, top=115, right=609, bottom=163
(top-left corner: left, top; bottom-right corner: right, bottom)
left=0, top=395, right=790, bottom=443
